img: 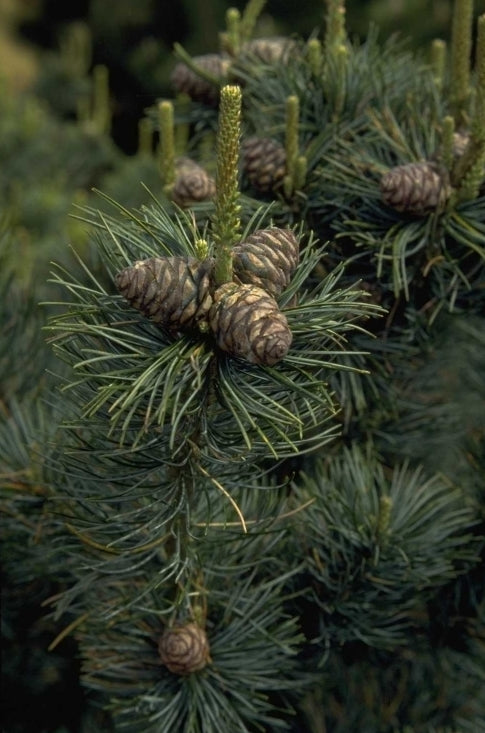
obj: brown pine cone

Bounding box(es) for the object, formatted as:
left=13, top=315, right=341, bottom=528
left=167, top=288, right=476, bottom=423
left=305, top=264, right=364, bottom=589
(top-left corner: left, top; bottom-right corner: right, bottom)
left=238, top=37, right=296, bottom=65
left=241, top=137, right=287, bottom=193
left=116, top=256, right=213, bottom=330
left=380, top=162, right=450, bottom=214
left=170, top=54, right=231, bottom=106
left=233, top=227, right=299, bottom=298
left=209, top=282, right=292, bottom=365
left=158, top=622, right=211, bottom=675
left=171, top=158, right=216, bottom=207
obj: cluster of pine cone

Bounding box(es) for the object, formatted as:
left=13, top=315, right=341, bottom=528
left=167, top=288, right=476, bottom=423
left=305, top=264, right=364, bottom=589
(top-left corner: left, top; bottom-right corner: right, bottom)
left=116, top=227, right=299, bottom=366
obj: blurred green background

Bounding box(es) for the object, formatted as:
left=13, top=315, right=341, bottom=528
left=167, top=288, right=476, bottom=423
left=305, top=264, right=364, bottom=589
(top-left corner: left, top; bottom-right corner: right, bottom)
left=2, top=0, right=484, bottom=153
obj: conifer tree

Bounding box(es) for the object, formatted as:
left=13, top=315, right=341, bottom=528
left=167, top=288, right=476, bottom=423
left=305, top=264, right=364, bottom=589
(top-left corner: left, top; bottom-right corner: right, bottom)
left=1, top=1, right=484, bottom=731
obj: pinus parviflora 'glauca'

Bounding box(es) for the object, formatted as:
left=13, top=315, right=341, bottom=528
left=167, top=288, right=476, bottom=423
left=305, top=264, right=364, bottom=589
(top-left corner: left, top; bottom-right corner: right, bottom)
left=1, top=1, right=485, bottom=732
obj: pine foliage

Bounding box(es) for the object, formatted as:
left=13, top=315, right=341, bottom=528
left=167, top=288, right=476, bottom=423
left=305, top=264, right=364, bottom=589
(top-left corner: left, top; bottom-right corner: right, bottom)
left=1, top=1, right=485, bottom=731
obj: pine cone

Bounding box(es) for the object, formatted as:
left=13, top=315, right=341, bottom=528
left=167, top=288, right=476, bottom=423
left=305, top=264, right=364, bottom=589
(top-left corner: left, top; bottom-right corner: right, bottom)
left=239, top=37, right=295, bottom=65
left=380, top=162, right=450, bottom=214
left=171, top=158, right=216, bottom=207
left=158, top=622, right=211, bottom=675
left=209, top=282, right=292, bottom=365
left=233, top=227, right=299, bottom=298
left=170, top=54, right=231, bottom=106
left=116, top=256, right=213, bottom=330
left=241, top=137, right=287, bottom=193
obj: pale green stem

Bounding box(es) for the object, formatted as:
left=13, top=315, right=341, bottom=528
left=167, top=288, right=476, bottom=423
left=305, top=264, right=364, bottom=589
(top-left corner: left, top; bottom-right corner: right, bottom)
left=450, top=0, right=473, bottom=127
left=441, top=115, right=455, bottom=172
left=456, top=150, right=485, bottom=201
left=324, top=0, right=347, bottom=54
left=284, top=95, right=300, bottom=197
left=472, top=15, right=485, bottom=143
left=285, top=96, right=299, bottom=175
left=431, top=39, right=446, bottom=91
left=453, top=17, right=485, bottom=199
left=138, top=117, right=153, bottom=157
left=293, top=155, right=308, bottom=191
left=376, top=495, right=392, bottom=546
left=240, top=0, right=267, bottom=43
left=307, top=38, right=323, bottom=77
left=224, top=7, right=241, bottom=55
left=61, top=21, right=92, bottom=78
left=333, top=44, right=349, bottom=119
left=92, top=65, right=111, bottom=135
left=173, top=43, right=223, bottom=87
left=158, top=101, right=176, bottom=190
left=212, top=85, right=242, bottom=286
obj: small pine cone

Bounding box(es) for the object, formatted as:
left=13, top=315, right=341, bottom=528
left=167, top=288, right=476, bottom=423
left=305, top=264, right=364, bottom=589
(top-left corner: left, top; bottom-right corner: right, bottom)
left=170, top=54, right=231, bottom=105
left=158, top=622, right=211, bottom=675
left=116, top=256, right=213, bottom=330
left=380, top=162, right=450, bottom=214
left=239, top=37, right=295, bottom=65
left=171, top=158, right=216, bottom=207
left=233, top=227, right=299, bottom=298
left=209, top=282, right=292, bottom=365
left=241, top=137, right=287, bottom=193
